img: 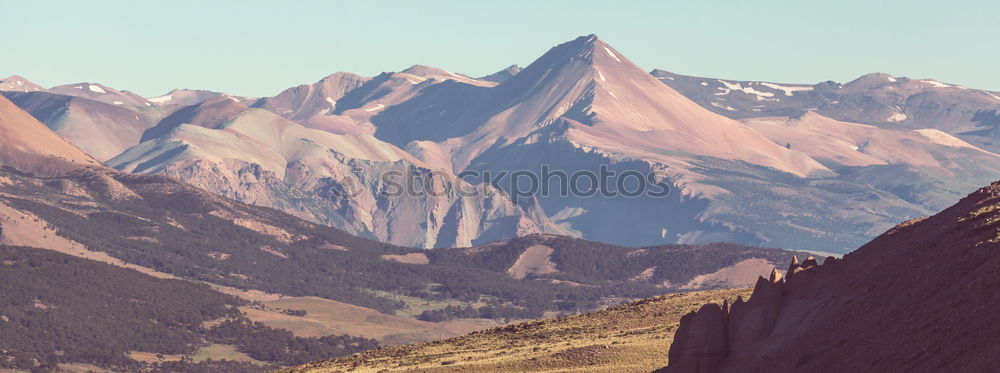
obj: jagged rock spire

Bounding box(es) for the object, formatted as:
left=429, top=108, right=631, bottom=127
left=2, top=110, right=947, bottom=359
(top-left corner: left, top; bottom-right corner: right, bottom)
left=769, top=268, right=783, bottom=283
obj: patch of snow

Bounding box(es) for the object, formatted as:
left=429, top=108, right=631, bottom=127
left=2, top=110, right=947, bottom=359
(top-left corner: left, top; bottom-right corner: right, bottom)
left=73, top=86, right=83, bottom=89
left=664, top=76, right=675, bottom=80
left=597, top=70, right=606, bottom=82
left=710, top=102, right=737, bottom=111
left=88, top=84, right=106, bottom=93
left=986, top=92, right=1000, bottom=101
left=716, top=80, right=776, bottom=101
left=887, top=112, right=908, bottom=122
left=604, top=46, right=621, bottom=62
left=364, top=103, right=385, bottom=112
left=922, top=80, right=950, bottom=88
left=325, top=96, right=336, bottom=109
left=760, top=82, right=814, bottom=96
left=886, top=76, right=897, bottom=82
left=608, top=91, right=618, bottom=99
left=113, top=101, right=123, bottom=105
left=15, top=81, right=23, bottom=86
left=148, top=95, right=173, bottom=103
left=700, top=82, right=708, bottom=86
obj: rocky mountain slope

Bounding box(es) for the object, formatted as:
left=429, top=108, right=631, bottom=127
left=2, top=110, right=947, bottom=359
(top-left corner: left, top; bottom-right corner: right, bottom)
left=108, top=97, right=549, bottom=248
left=666, top=179, right=1000, bottom=372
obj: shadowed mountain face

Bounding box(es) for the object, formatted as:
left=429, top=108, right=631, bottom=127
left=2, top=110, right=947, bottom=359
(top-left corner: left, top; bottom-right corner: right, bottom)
left=666, top=180, right=1000, bottom=372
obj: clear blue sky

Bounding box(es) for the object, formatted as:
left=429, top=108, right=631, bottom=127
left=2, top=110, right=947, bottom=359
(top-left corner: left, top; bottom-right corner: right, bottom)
left=3, top=0, right=998, bottom=97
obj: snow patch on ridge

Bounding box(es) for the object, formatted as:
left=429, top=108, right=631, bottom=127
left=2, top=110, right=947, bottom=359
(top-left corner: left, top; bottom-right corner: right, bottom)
left=711, top=102, right=737, bottom=111
left=88, top=85, right=106, bottom=93
left=604, top=46, right=621, bottom=62
left=716, top=80, right=776, bottom=101
left=760, top=82, right=813, bottom=96
left=922, top=80, right=951, bottom=88
left=887, top=112, right=908, bottom=122
left=148, top=95, right=173, bottom=104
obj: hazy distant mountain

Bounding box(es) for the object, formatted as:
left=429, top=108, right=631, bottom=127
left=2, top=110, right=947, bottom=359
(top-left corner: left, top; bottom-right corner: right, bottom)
left=0, top=75, right=46, bottom=93
left=252, top=72, right=369, bottom=122
left=49, top=82, right=154, bottom=107
left=145, top=88, right=256, bottom=107
left=652, top=70, right=1000, bottom=152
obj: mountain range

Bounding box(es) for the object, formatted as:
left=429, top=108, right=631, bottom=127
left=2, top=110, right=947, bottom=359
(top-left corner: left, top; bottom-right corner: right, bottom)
left=5, top=35, right=1000, bottom=252
left=0, top=92, right=802, bottom=370
left=4, top=33, right=1000, bottom=372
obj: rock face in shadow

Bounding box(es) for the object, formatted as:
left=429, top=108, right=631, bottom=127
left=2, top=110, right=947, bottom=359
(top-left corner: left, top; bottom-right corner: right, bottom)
left=666, top=180, right=1000, bottom=372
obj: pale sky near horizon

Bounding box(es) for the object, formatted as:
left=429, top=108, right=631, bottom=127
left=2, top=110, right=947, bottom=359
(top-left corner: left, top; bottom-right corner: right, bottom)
left=2, top=0, right=998, bottom=97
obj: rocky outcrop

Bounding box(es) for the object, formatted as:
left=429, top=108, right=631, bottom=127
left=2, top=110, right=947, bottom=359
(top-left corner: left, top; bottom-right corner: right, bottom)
left=665, top=180, right=1000, bottom=372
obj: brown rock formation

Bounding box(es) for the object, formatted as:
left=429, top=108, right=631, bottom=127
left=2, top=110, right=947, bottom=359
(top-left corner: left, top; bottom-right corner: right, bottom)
left=666, top=180, right=1000, bottom=372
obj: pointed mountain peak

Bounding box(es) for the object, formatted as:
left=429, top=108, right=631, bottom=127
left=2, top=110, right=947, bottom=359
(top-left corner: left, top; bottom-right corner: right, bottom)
left=845, top=72, right=900, bottom=89
left=319, top=71, right=367, bottom=83
left=0, top=75, right=47, bottom=92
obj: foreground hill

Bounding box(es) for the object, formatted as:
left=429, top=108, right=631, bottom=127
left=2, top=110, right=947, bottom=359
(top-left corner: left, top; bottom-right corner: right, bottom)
left=283, top=288, right=750, bottom=373
left=666, top=179, right=1000, bottom=372
left=0, top=245, right=377, bottom=372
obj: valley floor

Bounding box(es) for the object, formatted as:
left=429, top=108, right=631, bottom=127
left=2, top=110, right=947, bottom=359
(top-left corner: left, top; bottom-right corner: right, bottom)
left=282, top=288, right=750, bottom=373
